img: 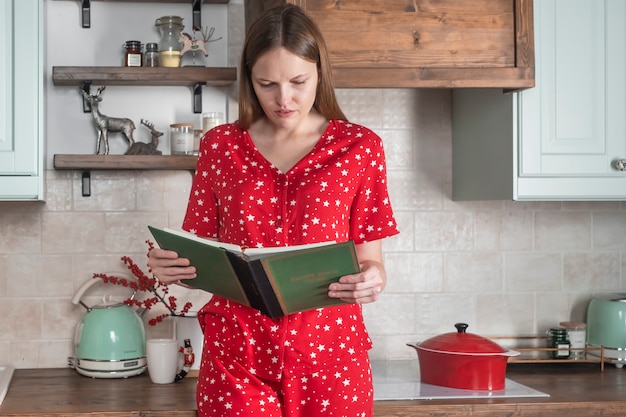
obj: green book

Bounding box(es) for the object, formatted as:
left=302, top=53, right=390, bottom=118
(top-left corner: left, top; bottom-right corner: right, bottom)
left=147, top=226, right=359, bottom=318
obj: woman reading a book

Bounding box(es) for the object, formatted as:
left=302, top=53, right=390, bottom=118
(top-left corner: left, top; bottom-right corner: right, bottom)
left=148, top=4, right=399, bottom=416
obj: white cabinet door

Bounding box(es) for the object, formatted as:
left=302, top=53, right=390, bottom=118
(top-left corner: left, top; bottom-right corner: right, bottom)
left=516, top=0, right=626, bottom=199
left=0, top=0, right=44, bottom=201
left=452, top=0, right=626, bottom=201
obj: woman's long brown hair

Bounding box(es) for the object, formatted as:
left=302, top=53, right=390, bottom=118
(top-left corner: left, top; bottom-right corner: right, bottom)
left=237, top=4, right=347, bottom=130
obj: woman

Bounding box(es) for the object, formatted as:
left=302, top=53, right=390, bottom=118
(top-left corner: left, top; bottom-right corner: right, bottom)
left=148, top=4, right=399, bottom=416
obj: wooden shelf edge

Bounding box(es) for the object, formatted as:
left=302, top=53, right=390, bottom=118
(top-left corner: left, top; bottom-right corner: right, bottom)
left=332, top=67, right=535, bottom=90
left=52, top=66, right=237, bottom=87
left=53, top=154, right=198, bottom=170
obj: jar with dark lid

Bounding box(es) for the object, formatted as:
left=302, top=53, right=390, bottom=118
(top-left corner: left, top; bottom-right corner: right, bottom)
left=124, top=40, right=143, bottom=67
left=144, top=42, right=159, bottom=67
left=547, top=327, right=570, bottom=359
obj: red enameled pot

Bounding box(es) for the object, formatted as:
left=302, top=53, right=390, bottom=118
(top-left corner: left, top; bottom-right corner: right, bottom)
left=407, top=323, right=520, bottom=390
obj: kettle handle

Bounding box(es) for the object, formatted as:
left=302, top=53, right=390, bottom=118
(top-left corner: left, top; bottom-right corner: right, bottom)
left=71, top=276, right=104, bottom=307
left=72, top=272, right=132, bottom=310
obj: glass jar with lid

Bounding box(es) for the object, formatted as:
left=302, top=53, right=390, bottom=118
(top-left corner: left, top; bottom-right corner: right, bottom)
left=155, top=16, right=184, bottom=67
left=547, top=327, right=570, bottom=359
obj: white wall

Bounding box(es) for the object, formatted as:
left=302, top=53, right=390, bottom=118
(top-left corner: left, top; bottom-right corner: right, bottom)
left=45, top=0, right=231, bottom=161
left=0, top=0, right=625, bottom=368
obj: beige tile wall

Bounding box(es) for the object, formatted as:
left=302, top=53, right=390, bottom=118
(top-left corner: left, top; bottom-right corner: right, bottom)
left=0, top=2, right=625, bottom=368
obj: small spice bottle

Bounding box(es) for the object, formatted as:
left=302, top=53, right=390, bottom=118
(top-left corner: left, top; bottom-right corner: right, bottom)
left=547, top=327, right=570, bottom=359
left=144, top=42, right=159, bottom=67
left=124, top=40, right=143, bottom=67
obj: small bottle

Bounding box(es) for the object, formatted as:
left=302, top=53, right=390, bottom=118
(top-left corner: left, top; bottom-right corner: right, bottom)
left=547, top=327, right=570, bottom=359
left=144, top=42, right=159, bottom=67
left=124, top=40, right=143, bottom=67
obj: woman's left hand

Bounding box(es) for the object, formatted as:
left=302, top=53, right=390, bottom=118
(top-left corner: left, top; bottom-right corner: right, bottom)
left=327, top=239, right=387, bottom=304
left=328, top=262, right=386, bottom=304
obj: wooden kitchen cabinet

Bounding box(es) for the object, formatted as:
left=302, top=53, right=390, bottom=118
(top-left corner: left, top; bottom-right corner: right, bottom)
left=452, top=0, right=626, bottom=201
left=244, top=0, right=535, bottom=89
left=0, top=0, right=44, bottom=201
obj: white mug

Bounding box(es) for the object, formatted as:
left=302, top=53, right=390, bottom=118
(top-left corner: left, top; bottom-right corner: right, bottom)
left=146, top=338, right=179, bottom=384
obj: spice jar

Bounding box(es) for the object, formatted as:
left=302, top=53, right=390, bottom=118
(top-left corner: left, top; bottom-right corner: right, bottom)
left=144, top=42, right=159, bottom=67
left=123, top=40, right=143, bottom=67
left=547, top=327, right=570, bottom=359
left=560, top=321, right=586, bottom=359
left=155, top=16, right=184, bottom=68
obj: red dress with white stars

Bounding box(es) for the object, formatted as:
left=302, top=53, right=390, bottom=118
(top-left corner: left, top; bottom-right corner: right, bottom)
left=182, top=119, right=399, bottom=417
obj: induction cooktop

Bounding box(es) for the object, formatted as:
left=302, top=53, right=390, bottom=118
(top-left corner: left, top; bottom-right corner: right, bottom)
left=371, top=359, right=550, bottom=400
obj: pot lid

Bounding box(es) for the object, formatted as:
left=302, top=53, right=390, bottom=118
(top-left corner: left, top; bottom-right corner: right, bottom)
left=418, top=323, right=507, bottom=355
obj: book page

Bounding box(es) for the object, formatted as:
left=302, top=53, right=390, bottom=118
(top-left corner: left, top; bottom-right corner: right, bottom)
left=244, top=241, right=336, bottom=257
left=163, top=228, right=244, bottom=254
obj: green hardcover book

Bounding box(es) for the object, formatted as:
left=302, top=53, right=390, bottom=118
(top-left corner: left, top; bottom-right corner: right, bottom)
left=147, top=226, right=359, bottom=318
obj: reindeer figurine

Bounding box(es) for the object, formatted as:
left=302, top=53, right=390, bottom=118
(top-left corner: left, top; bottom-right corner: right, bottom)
left=125, top=119, right=163, bottom=155
left=80, top=86, right=135, bottom=155
left=180, top=26, right=222, bottom=58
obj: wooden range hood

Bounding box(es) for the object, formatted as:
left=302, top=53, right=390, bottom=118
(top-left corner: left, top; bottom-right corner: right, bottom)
left=245, top=0, right=534, bottom=90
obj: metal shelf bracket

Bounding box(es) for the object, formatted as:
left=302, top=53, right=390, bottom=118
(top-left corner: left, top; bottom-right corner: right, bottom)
left=81, top=81, right=93, bottom=113
left=81, top=0, right=91, bottom=28
left=79, top=0, right=208, bottom=30
left=193, top=82, right=206, bottom=113
left=192, top=0, right=202, bottom=30
left=81, top=170, right=91, bottom=197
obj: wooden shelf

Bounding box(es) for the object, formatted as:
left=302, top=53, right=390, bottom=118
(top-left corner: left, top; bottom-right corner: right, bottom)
left=52, top=66, right=237, bottom=87
left=53, top=154, right=198, bottom=170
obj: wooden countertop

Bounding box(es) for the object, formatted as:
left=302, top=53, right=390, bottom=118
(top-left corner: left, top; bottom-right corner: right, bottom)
left=2, top=363, right=626, bottom=416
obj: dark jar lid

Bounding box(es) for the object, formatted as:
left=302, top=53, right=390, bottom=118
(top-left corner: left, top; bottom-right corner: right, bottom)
left=124, top=40, right=142, bottom=50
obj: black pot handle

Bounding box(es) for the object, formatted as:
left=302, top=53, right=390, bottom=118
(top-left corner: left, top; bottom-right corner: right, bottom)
left=455, top=323, right=469, bottom=333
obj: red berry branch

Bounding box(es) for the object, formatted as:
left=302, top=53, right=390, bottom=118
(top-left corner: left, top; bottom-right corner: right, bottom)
left=94, top=240, right=193, bottom=326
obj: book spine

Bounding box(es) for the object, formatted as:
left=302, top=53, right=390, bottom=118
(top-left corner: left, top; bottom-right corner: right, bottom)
left=225, top=252, right=284, bottom=318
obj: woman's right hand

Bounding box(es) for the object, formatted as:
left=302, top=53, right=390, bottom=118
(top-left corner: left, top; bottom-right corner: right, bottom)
left=147, top=247, right=197, bottom=285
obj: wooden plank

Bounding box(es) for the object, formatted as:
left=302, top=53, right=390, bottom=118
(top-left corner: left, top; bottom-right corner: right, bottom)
left=305, top=1, right=516, bottom=68
left=331, top=67, right=534, bottom=89
left=53, top=154, right=198, bottom=170
left=244, top=0, right=534, bottom=89
left=5, top=365, right=626, bottom=416
left=52, top=67, right=237, bottom=87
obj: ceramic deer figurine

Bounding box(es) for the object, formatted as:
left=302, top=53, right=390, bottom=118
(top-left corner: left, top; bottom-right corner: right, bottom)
left=80, top=86, right=135, bottom=155
left=125, top=119, right=163, bottom=155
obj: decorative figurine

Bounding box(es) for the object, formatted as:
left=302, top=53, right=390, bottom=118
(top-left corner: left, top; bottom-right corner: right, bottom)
left=80, top=86, right=135, bottom=155
left=175, top=338, right=195, bottom=382
left=125, top=119, right=163, bottom=155
left=180, top=26, right=222, bottom=65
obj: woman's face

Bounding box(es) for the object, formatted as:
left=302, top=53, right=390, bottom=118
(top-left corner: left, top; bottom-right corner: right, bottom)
left=250, top=47, right=319, bottom=130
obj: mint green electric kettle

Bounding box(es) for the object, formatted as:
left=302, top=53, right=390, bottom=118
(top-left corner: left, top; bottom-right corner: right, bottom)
left=69, top=275, right=147, bottom=378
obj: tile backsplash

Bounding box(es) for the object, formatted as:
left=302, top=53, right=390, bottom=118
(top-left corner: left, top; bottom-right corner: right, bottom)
left=1, top=1, right=625, bottom=368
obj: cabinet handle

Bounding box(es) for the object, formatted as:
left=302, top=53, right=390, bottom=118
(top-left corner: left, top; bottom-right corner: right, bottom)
left=614, top=159, right=626, bottom=171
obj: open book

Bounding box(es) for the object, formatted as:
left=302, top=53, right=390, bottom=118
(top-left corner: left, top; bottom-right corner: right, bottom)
left=148, top=226, right=360, bottom=318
